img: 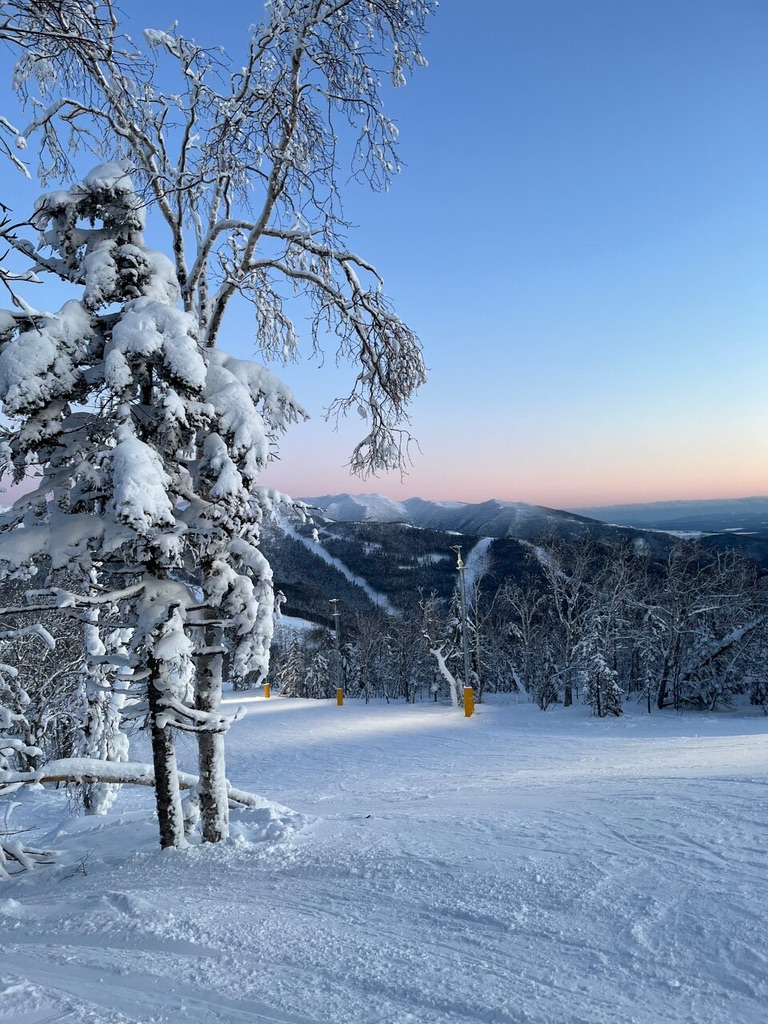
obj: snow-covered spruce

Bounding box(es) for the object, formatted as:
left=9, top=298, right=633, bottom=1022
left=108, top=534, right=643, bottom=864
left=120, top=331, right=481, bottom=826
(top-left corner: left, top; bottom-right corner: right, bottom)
left=0, top=624, right=57, bottom=877
left=0, top=166, right=303, bottom=848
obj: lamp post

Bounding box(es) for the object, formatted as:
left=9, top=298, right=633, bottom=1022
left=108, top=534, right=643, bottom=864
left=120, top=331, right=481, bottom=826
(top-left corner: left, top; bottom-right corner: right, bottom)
left=451, top=545, right=474, bottom=716
left=329, top=598, right=343, bottom=704
left=329, top=597, right=341, bottom=642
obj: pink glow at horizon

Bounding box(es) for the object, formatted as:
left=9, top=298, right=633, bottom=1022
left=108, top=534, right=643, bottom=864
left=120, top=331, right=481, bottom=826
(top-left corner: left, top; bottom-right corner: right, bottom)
left=260, top=436, right=768, bottom=509
left=274, top=477, right=768, bottom=511
left=257, top=395, right=768, bottom=509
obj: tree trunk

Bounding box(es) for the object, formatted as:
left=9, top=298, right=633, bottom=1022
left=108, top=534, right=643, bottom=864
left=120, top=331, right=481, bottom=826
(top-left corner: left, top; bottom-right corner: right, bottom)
left=657, top=643, right=677, bottom=709
left=146, top=659, right=186, bottom=849
left=195, top=622, right=229, bottom=843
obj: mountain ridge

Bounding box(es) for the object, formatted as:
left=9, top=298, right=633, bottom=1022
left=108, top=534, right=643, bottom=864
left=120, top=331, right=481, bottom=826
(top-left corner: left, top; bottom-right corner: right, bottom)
left=301, top=492, right=768, bottom=538
left=568, top=496, right=768, bottom=535
left=301, top=493, right=602, bottom=540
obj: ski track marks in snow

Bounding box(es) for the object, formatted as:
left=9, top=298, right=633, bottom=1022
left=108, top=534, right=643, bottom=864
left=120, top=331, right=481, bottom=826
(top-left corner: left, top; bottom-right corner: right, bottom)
left=2, top=697, right=768, bottom=1024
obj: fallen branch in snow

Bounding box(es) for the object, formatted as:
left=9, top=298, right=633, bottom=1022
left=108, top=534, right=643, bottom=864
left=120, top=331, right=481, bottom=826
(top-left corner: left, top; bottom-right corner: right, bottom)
left=1, top=802, right=55, bottom=880
left=0, top=757, right=262, bottom=809
left=0, top=831, right=56, bottom=880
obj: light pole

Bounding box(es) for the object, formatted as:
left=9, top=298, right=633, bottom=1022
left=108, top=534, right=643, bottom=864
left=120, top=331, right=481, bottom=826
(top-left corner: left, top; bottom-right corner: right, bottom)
left=451, top=545, right=474, bottom=716
left=329, top=597, right=341, bottom=644
left=329, top=598, right=343, bottom=704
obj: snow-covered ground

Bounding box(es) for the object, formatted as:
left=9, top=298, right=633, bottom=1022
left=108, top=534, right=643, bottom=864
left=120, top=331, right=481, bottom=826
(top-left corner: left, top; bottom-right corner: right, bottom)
left=2, top=696, right=767, bottom=1024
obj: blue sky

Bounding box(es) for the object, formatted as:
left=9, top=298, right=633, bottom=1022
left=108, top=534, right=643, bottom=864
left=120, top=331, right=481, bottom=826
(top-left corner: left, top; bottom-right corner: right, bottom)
left=3, top=1, right=767, bottom=508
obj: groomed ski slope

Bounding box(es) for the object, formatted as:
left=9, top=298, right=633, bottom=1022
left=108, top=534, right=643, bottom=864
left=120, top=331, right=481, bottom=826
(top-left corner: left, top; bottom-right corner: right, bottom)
left=2, top=695, right=767, bottom=1024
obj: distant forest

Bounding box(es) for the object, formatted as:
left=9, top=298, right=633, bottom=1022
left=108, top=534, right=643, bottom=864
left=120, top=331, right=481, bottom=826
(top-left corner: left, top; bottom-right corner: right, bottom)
left=263, top=520, right=768, bottom=718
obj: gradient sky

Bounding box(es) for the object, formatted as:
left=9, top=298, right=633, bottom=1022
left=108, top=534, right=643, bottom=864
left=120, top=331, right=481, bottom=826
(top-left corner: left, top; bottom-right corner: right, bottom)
left=3, top=1, right=767, bottom=509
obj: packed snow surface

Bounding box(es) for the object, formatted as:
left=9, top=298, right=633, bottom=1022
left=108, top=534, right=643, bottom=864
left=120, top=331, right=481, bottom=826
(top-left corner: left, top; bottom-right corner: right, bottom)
left=2, top=696, right=767, bottom=1024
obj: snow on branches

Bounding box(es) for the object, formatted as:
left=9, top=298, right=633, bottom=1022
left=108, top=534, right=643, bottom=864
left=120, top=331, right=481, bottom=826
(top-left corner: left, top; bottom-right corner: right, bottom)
left=1, top=0, right=434, bottom=852
left=0, top=166, right=306, bottom=847
left=7, top=0, right=433, bottom=475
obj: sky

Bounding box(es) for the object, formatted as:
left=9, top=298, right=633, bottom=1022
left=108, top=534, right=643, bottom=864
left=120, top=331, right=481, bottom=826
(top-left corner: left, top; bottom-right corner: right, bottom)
left=2, top=0, right=767, bottom=510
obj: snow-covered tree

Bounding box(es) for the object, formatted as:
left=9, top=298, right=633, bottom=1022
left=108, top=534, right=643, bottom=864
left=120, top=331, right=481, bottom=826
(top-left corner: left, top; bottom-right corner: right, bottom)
left=2, top=2, right=433, bottom=848
left=0, top=574, right=83, bottom=763
left=0, top=165, right=304, bottom=847
left=0, top=625, right=55, bottom=771
left=497, top=578, right=547, bottom=697
left=529, top=540, right=599, bottom=707
left=386, top=610, right=434, bottom=702
left=0, top=622, right=56, bottom=878
left=639, top=544, right=764, bottom=712
left=10, top=2, right=431, bottom=472
left=274, top=629, right=307, bottom=697
left=76, top=607, right=131, bottom=815
left=418, top=591, right=461, bottom=707
left=576, top=621, right=623, bottom=717
left=305, top=645, right=333, bottom=701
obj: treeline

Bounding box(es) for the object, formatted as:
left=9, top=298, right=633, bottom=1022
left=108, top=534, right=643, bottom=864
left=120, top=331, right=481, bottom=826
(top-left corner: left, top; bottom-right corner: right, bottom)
left=268, top=538, right=768, bottom=716
left=4, top=537, right=764, bottom=789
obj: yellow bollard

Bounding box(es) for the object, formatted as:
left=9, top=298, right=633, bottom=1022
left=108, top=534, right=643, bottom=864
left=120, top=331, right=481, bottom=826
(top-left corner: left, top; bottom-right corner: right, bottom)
left=263, top=682, right=271, bottom=699
left=463, top=687, right=475, bottom=718
left=336, top=688, right=344, bottom=706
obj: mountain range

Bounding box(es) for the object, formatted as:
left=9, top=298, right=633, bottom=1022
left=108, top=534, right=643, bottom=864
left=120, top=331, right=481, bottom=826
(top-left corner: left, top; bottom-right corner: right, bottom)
left=261, top=493, right=768, bottom=628
left=300, top=493, right=768, bottom=540
left=301, top=493, right=603, bottom=540
left=569, top=496, right=768, bottom=536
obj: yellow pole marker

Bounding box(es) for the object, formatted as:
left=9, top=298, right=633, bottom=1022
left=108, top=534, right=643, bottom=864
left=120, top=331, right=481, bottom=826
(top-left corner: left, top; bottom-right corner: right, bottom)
left=336, top=688, right=344, bottom=706
left=264, top=682, right=271, bottom=699
left=463, top=687, right=475, bottom=718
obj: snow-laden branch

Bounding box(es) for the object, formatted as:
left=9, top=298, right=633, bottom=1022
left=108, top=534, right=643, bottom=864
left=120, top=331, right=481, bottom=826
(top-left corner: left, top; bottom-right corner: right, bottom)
left=155, top=694, right=245, bottom=734
left=0, top=756, right=265, bottom=809
left=679, top=617, right=766, bottom=687
left=0, top=622, right=55, bottom=648
left=6, top=0, right=434, bottom=474
left=0, top=830, right=54, bottom=880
